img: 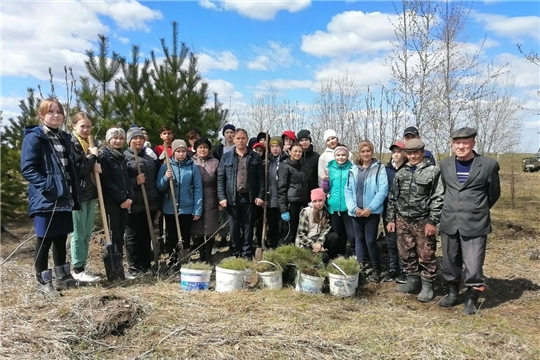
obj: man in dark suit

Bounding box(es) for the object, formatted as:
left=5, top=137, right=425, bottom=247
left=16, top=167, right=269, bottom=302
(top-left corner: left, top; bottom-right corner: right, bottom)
left=438, top=127, right=501, bottom=315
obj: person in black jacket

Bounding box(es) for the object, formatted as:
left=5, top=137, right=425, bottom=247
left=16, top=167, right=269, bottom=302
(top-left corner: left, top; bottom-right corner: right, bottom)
left=124, top=127, right=161, bottom=276
left=266, top=136, right=288, bottom=248
left=70, top=112, right=101, bottom=282
left=213, top=124, right=235, bottom=161
left=296, top=129, right=320, bottom=192
left=217, top=129, right=265, bottom=259
left=278, top=143, right=309, bottom=245
left=100, top=127, right=134, bottom=276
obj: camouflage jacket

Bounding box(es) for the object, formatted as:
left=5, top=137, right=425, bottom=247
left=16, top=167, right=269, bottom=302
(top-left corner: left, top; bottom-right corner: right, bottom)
left=385, top=160, right=444, bottom=225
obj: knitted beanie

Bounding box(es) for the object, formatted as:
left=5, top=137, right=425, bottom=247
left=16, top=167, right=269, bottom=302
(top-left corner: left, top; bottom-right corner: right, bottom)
left=126, top=127, right=143, bottom=145
left=310, top=188, right=326, bottom=202
left=269, top=136, right=283, bottom=148
left=323, top=129, right=337, bottom=141
left=106, top=127, right=126, bottom=143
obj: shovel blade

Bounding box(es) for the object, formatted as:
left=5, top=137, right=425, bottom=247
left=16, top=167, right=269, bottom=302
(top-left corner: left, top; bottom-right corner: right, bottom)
left=103, top=244, right=125, bottom=281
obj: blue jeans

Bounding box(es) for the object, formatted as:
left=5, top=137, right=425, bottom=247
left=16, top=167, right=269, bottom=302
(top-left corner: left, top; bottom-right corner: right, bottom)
left=352, top=214, right=380, bottom=268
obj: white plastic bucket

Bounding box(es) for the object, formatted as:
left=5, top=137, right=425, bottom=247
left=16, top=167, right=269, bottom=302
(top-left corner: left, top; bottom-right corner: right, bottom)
left=295, top=271, right=324, bottom=294
left=256, top=261, right=283, bottom=290
left=328, top=272, right=358, bottom=297
left=215, top=266, right=252, bottom=292
left=180, top=268, right=212, bottom=291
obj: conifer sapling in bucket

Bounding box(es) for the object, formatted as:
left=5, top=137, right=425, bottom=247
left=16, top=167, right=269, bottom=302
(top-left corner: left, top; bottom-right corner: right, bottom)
left=215, top=257, right=254, bottom=292
left=327, top=256, right=360, bottom=297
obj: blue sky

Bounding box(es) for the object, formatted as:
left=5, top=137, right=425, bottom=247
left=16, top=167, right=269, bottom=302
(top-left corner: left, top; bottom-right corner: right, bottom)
left=1, top=0, right=539, bottom=151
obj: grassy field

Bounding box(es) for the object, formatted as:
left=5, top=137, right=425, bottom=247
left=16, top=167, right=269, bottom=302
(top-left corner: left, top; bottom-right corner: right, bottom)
left=1, top=155, right=539, bottom=359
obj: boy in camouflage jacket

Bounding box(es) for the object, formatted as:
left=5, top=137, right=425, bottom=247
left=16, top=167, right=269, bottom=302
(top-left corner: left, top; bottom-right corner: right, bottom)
left=386, top=139, right=444, bottom=302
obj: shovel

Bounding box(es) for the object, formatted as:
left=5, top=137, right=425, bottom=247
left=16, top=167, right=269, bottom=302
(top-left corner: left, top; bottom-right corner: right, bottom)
left=255, top=131, right=269, bottom=261
left=88, top=136, right=125, bottom=281
left=132, top=144, right=161, bottom=269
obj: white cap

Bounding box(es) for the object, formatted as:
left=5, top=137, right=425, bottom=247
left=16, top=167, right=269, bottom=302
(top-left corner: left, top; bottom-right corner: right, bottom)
left=324, top=129, right=337, bottom=141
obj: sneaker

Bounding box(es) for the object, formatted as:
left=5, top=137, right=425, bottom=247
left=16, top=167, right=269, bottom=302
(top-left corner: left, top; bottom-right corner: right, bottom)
left=72, top=271, right=101, bottom=282
left=367, top=270, right=380, bottom=283
left=125, top=270, right=141, bottom=280
left=382, top=270, right=398, bottom=282
left=395, top=272, right=407, bottom=284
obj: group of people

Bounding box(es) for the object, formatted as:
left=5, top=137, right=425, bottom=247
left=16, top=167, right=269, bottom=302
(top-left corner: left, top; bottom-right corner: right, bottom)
left=22, top=98, right=501, bottom=315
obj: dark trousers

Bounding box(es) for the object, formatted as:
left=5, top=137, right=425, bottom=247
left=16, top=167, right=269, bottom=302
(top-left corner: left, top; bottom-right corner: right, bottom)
left=383, top=218, right=403, bottom=273
left=125, top=210, right=157, bottom=272
left=254, top=205, right=264, bottom=246
left=217, top=208, right=229, bottom=244
left=34, top=235, right=68, bottom=273
left=227, top=194, right=254, bottom=258
left=105, top=202, right=128, bottom=255
left=321, top=232, right=342, bottom=263
left=193, top=236, right=215, bottom=263
left=330, top=211, right=355, bottom=255
left=352, top=214, right=381, bottom=268
left=164, top=214, right=194, bottom=263
left=283, top=202, right=304, bottom=245
left=396, top=216, right=437, bottom=280
left=441, top=231, right=487, bottom=287
left=267, top=207, right=285, bottom=248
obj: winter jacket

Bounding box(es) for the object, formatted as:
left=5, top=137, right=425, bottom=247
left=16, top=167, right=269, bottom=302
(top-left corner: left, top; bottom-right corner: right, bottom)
left=295, top=204, right=331, bottom=249
left=267, top=151, right=288, bottom=208
left=386, top=160, right=444, bottom=225
left=326, top=159, right=352, bottom=214
left=299, top=144, right=320, bottom=192
left=70, top=135, right=98, bottom=203
left=217, top=148, right=264, bottom=206
left=191, top=155, right=220, bottom=236
left=277, top=157, right=309, bottom=213
left=318, top=144, right=352, bottom=186
left=100, top=146, right=134, bottom=206
left=212, top=141, right=234, bottom=161
left=424, top=150, right=437, bottom=166
left=383, top=159, right=408, bottom=219
left=124, top=148, right=161, bottom=214
left=344, top=160, right=388, bottom=216
left=157, top=157, right=203, bottom=216
left=21, top=125, right=80, bottom=217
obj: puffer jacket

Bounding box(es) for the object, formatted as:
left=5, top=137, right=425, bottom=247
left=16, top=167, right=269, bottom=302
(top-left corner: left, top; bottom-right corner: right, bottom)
left=71, top=135, right=98, bottom=203
left=326, top=159, right=352, bottom=214
left=277, top=157, right=309, bottom=213
left=267, top=151, right=288, bottom=208
left=385, top=159, right=444, bottom=225
left=299, top=144, right=320, bottom=191
left=21, top=125, right=80, bottom=216
left=100, top=146, right=134, bottom=206
left=156, top=157, right=203, bottom=216
left=124, top=148, right=161, bottom=213
left=344, top=160, right=388, bottom=216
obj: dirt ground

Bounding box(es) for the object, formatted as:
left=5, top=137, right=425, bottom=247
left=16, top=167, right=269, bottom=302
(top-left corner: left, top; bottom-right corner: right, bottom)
left=1, top=170, right=539, bottom=359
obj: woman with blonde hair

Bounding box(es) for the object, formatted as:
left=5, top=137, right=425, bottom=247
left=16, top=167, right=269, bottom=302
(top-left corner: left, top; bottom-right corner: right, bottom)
left=69, top=112, right=101, bottom=282
left=344, top=140, right=388, bottom=282
left=21, top=99, right=80, bottom=296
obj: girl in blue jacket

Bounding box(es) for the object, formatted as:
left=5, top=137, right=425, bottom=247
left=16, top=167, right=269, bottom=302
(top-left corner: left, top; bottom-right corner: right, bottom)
left=20, top=99, right=80, bottom=297
left=324, top=146, right=354, bottom=256
left=344, top=140, right=388, bottom=283
left=157, top=139, right=203, bottom=266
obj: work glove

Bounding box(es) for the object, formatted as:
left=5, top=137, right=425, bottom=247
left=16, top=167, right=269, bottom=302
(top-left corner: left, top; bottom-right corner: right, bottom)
left=281, top=212, right=290, bottom=221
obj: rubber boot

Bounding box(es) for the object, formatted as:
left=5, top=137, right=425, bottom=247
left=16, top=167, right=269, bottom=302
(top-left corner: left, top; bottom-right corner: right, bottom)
left=396, top=275, right=421, bottom=294
left=417, top=277, right=434, bottom=302
left=36, top=270, right=60, bottom=298
left=463, top=287, right=480, bottom=315
left=439, top=282, right=460, bottom=307
left=54, top=263, right=78, bottom=290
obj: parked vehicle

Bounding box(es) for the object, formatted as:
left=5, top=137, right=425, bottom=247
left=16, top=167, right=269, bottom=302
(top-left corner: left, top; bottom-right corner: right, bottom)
left=522, top=156, right=540, bottom=172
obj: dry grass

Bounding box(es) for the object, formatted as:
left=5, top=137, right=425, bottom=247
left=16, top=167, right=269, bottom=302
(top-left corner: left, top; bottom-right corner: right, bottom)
left=1, top=155, right=539, bottom=359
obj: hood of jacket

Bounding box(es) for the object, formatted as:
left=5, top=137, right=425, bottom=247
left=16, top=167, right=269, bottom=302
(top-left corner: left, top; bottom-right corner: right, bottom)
left=285, top=156, right=302, bottom=169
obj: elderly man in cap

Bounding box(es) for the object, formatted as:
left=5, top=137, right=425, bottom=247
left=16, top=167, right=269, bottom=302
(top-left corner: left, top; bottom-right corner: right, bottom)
left=386, top=138, right=444, bottom=302
left=438, top=127, right=500, bottom=315
left=403, top=126, right=436, bottom=166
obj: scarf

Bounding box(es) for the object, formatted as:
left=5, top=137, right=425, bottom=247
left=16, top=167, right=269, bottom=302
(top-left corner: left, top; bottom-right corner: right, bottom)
left=106, top=144, right=125, bottom=162
left=74, top=132, right=90, bottom=154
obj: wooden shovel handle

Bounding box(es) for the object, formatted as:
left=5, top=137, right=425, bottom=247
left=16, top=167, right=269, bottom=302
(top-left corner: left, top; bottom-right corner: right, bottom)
left=88, top=135, right=111, bottom=244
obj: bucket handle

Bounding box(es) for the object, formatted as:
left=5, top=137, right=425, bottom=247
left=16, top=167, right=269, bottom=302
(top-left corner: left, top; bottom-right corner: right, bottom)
left=331, top=262, right=356, bottom=296
left=256, top=260, right=282, bottom=272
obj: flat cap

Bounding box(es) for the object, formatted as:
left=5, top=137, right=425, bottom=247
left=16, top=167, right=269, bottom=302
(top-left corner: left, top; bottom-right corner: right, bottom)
left=404, top=138, right=425, bottom=151
left=451, top=127, right=477, bottom=139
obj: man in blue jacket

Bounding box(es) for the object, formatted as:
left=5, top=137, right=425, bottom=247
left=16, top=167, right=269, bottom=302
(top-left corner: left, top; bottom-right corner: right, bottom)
left=217, top=129, right=265, bottom=259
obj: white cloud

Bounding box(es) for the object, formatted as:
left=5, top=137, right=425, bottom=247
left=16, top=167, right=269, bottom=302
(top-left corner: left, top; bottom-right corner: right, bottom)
left=301, top=11, right=397, bottom=57
left=198, top=51, right=239, bottom=72
left=247, top=41, right=295, bottom=71
left=256, top=79, right=314, bottom=91
left=0, top=96, right=22, bottom=123
left=471, top=11, right=540, bottom=41
left=206, top=79, right=245, bottom=105
left=494, top=53, right=540, bottom=88
left=2, top=1, right=162, bottom=81
left=313, top=57, right=393, bottom=88
left=115, top=35, right=130, bottom=44
left=199, top=0, right=311, bottom=21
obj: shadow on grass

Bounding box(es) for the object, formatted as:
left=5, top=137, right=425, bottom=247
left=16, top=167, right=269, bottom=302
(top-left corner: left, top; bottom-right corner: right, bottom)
left=481, top=277, right=540, bottom=310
